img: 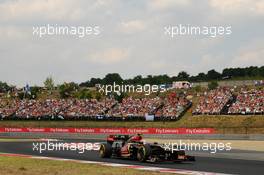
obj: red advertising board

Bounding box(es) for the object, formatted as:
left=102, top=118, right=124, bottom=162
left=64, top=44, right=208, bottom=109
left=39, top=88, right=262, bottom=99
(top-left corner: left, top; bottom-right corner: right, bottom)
left=0, top=127, right=214, bottom=134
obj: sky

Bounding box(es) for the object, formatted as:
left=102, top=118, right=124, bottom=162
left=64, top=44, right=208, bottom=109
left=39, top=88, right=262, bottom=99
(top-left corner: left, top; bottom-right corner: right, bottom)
left=0, top=0, right=263, bottom=87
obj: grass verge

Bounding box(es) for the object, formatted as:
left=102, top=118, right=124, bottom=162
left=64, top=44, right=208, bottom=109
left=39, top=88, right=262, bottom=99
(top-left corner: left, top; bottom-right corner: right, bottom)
left=0, top=156, right=177, bottom=175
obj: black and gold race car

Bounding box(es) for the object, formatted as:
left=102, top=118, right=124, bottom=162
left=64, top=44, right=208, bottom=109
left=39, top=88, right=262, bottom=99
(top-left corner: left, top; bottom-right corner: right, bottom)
left=99, top=134, right=195, bottom=163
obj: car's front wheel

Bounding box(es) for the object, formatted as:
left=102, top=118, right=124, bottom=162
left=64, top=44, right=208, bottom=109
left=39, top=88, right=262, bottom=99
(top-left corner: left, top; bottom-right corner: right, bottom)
left=99, top=143, right=112, bottom=158
left=137, top=144, right=151, bottom=162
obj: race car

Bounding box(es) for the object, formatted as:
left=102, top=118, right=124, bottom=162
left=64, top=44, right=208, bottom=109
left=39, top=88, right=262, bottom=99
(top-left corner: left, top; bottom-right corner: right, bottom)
left=99, top=134, right=195, bottom=163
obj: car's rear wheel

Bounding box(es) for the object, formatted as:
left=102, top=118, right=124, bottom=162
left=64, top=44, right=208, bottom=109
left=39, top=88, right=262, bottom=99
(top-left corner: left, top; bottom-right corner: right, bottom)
left=137, top=144, right=151, bottom=162
left=99, top=143, right=112, bottom=158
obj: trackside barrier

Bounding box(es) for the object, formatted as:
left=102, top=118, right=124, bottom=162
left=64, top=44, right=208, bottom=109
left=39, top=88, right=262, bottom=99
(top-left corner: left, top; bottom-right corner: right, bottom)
left=0, top=128, right=214, bottom=134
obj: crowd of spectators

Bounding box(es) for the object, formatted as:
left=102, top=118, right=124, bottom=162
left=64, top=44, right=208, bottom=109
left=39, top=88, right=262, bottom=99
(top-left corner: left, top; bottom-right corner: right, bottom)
left=108, top=97, right=161, bottom=118
left=0, top=99, right=20, bottom=118
left=156, top=97, right=191, bottom=119
left=0, top=99, right=117, bottom=120
left=193, top=88, right=233, bottom=115
left=0, top=96, right=190, bottom=120
left=228, top=89, right=264, bottom=115
left=59, top=98, right=116, bottom=119
left=15, top=99, right=71, bottom=119
left=1, top=86, right=263, bottom=120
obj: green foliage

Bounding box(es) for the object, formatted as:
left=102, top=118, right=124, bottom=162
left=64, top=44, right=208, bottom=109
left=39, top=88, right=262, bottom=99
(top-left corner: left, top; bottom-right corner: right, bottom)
left=222, top=66, right=264, bottom=78
left=0, top=81, right=11, bottom=93
left=177, top=71, right=190, bottom=81
left=75, top=89, right=92, bottom=99
left=17, top=86, right=40, bottom=99
left=44, top=76, right=55, bottom=91
left=112, top=92, right=127, bottom=103
left=59, top=82, right=79, bottom=98
left=79, top=78, right=102, bottom=87
left=79, top=66, right=264, bottom=87
left=208, top=81, right=218, bottom=90
left=260, top=66, right=264, bottom=77
left=194, top=85, right=202, bottom=92
left=207, top=69, right=221, bottom=80
left=103, top=73, right=123, bottom=85
left=94, top=91, right=103, bottom=101
left=18, top=92, right=25, bottom=100
left=30, top=86, right=41, bottom=99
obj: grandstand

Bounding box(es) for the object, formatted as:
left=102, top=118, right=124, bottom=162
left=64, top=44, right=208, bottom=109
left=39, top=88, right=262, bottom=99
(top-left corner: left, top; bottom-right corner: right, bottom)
left=0, top=86, right=263, bottom=122
left=228, top=89, right=264, bottom=115
left=192, top=87, right=233, bottom=115
left=193, top=88, right=264, bottom=115
left=0, top=95, right=191, bottom=121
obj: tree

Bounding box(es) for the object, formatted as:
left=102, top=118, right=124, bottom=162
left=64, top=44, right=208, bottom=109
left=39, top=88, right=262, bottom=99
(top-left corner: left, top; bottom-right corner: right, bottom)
left=133, top=75, right=143, bottom=84
left=0, top=81, right=10, bottom=93
left=103, top=73, right=123, bottom=85
left=196, top=73, right=206, bottom=81
left=59, top=82, right=79, bottom=98
left=259, top=66, right=264, bottom=77
left=145, top=75, right=154, bottom=84
left=90, top=78, right=102, bottom=86
left=94, top=91, right=102, bottom=101
left=30, top=86, right=41, bottom=99
left=78, top=66, right=264, bottom=86
left=207, top=69, right=221, bottom=80
left=44, top=76, right=55, bottom=91
left=245, top=66, right=258, bottom=77
left=75, top=89, right=92, bottom=99
left=208, top=81, right=218, bottom=90
left=153, top=74, right=171, bottom=84
left=177, top=71, right=190, bottom=81
left=79, top=78, right=103, bottom=87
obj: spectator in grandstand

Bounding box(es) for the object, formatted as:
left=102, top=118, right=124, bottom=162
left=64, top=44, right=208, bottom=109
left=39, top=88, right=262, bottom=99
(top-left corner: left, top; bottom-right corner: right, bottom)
left=108, top=97, right=161, bottom=117
left=228, top=89, right=264, bottom=115
left=156, top=96, right=190, bottom=119
left=193, top=87, right=232, bottom=115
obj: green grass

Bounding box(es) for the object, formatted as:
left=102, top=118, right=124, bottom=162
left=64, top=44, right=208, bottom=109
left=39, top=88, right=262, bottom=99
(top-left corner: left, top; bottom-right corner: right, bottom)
left=0, top=156, right=176, bottom=175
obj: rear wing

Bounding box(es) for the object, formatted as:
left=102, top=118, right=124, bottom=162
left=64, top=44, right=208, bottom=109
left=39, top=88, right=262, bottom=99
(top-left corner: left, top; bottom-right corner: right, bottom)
left=106, top=135, right=130, bottom=143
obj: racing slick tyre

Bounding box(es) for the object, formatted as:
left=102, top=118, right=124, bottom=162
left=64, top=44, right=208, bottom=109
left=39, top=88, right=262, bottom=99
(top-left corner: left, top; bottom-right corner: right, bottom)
left=137, top=144, right=151, bottom=162
left=99, top=143, right=112, bottom=158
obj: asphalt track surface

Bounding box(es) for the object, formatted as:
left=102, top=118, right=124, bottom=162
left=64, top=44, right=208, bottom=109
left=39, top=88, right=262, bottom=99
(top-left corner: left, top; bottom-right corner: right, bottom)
left=0, top=139, right=264, bottom=175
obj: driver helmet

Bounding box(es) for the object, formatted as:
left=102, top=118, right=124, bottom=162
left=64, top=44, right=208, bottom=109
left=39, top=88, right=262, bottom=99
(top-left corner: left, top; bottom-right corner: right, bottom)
left=130, top=134, right=142, bottom=142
